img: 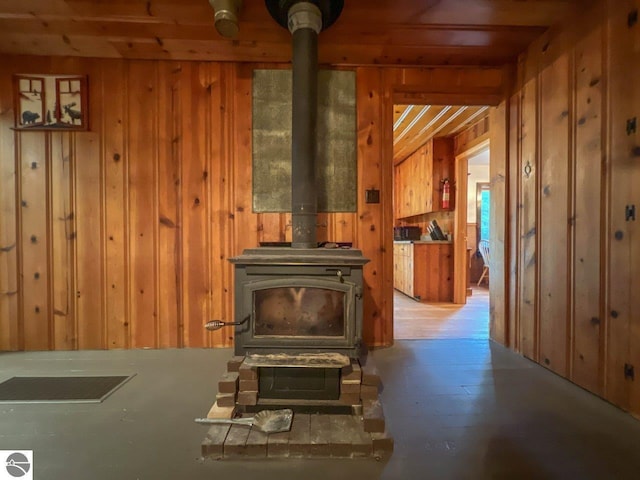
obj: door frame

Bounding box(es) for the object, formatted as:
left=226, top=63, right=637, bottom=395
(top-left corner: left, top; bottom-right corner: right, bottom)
left=453, top=138, right=490, bottom=304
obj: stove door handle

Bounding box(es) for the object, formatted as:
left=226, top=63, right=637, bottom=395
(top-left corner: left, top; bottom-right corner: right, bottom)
left=204, top=316, right=249, bottom=331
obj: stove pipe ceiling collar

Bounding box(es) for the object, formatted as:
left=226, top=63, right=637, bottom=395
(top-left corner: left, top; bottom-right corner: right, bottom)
left=209, top=0, right=242, bottom=38
left=287, top=2, right=322, bottom=34
left=265, top=0, right=344, bottom=33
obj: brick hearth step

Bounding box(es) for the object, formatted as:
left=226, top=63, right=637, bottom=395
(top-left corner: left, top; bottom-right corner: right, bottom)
left=200, top=413, right=392, bottom=459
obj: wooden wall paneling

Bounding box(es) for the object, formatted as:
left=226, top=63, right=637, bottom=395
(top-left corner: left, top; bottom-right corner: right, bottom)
left=454, top=115, right=490, bottom=157
left=316, top=212, right=329, bottom=243
left=518, top=55, right=539, bottom=361
left=209, top=61, right=230, bottom=345
left=282, top=213, right=293, bottom=242
left=331, top=213, right=356, bottom=244
left=180, top=62, right=212, bottom=348
left=74, top=129, right=105, bottom=349
left=50, top=132, right=76, bottom=350
left=604, top=0, right=635, bottom=411
left=209, top=62, right=235, bottom=348
left=19, top=132, right=51, bottom=350
left=508, top=92, right=521, bottom=350
left=127, top=61, right=159, bottom=348
left=390, top=66, right=508, bottom=107
left=571, top=27, right=604, bottom=394
left=489, top=100, right=508, bottom=346
left=538, top=52, right=571, bottom=376
left=232, top=63, right=259, bottom=255
left=103, top=60, right=129, bottom=349
left=357, top=67, right=391, bottom=347
left=205, top=62, right=231, bottom=348
left=379, top=67, right=395, bottom=347
left=156, top=61, right=182, bottom=348
left=628, top=2, right=640, bottom=417
left=0, top=71, right=19, bottom=351
left=258, top=213, right=284, bottom=243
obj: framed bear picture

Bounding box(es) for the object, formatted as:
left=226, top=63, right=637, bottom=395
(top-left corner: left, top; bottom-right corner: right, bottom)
left=13, top=74, right=88, bottom=131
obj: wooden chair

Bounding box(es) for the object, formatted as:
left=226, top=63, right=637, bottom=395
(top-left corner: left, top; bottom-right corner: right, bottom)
left=477, top=239, right=490, bottom=286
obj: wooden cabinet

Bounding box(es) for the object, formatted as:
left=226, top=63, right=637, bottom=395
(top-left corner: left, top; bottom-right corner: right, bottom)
left=394, top=242, right=453, bottom=302
left=393, top=242, right=414, bottom=297
left=394, top=137, right=454, bottom=219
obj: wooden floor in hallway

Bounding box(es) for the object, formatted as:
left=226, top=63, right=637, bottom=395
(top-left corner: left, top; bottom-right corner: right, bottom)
left=394, top=287, right=489, bottom=340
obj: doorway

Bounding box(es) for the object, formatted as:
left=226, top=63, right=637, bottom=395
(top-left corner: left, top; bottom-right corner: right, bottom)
left=392, top=104, right=492, bottom=340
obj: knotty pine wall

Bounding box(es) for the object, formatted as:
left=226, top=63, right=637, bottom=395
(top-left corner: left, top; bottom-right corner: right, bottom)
left=0, top=54, right=509, bottom=352
left=0, top=57, right=385, bottom=351
left=492, top=0, right=640, bottom=416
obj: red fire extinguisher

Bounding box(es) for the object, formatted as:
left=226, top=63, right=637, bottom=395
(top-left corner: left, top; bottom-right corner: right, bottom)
left=441, top=178, right=451, bottom=209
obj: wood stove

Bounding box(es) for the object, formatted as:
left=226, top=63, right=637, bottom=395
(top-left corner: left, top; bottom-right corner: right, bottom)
left=230, top=247, right=368, bottom=357
left=199, top=1, right=393, bottom=458
left=207, top=0, right=372, bottom=407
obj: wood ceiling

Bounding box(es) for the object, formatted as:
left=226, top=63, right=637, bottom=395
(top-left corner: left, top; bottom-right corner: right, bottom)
left=0, top=0, right=577, bottom=66
left=393, top=104, right=489, bottom=164
left=0, top=1, right=574, bottom=164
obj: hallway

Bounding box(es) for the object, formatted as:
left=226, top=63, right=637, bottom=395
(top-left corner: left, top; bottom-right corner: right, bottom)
left=394, top=287, right=490, bottom=340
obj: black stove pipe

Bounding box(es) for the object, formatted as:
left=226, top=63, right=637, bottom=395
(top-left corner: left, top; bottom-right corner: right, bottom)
left=288, top=2, right=322, bottom=248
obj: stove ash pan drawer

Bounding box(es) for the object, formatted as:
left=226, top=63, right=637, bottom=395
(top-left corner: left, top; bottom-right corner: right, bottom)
left=245, top=266, right=352, bottom=276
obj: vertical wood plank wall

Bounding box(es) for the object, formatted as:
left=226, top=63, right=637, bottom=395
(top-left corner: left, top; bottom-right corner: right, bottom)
left=499, top=0, right=640, bottom=416
left=0, top=55, right=507, bottom=352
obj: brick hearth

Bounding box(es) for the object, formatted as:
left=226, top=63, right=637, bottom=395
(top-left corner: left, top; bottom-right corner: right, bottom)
left=200, top=355, right=394, bottom=459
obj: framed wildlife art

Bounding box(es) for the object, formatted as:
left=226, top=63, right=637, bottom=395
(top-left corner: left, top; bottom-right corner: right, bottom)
left=13, top=74, right=88, bottom=131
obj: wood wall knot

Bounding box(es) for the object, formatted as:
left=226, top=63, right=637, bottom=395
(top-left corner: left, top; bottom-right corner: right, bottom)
left=0, top=243, right=15, bottom=252
left=159, top=215, right=176, bottom=228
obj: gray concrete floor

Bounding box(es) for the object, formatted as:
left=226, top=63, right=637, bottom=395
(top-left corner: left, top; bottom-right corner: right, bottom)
left=1, top=340, right=640, bottom=480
